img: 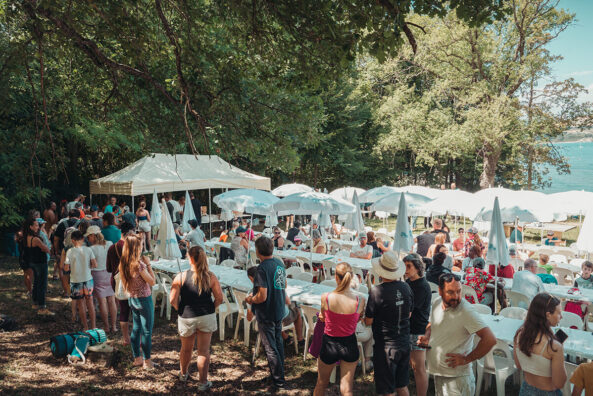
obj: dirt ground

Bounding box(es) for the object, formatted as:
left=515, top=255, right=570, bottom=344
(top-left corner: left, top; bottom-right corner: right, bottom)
left=0, top=256, right=380, bottom=395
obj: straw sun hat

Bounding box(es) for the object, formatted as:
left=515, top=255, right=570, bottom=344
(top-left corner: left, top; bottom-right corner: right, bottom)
left=371, top=251, right=405, bottom=281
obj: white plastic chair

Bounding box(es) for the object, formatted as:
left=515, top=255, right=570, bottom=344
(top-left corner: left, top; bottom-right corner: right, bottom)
left=329, top=240, right=341, bottom=254
left=506, top=290, right=531, bottom=309
left=232, top=289, right=255, bottom=346
left=471, top=304, right=492, bottom=315
left=357, top=284, right=368, bottom=294
left=552, top=267, right=574, bottom=286
left=559, top=311, right=584, bottom=330
left=300, top=304, right=318, bottom=361
left=321, top=279, right=337, bottom=288
left=217, top=288, right=240, bottom=340
left=220, top=259, right=237, bottom=268
left=158, top=272, right=173, bottom=320
left=294, top=272, right=314, bottom=282
left=476, top=339, right=517, bottom=396
left=461, top=284, right=479, bottom=304
left=562, top=361, right=579, bottom=396
left=285, top=266, right=303, bottom=278
left=499, top=307, right=527, bottom=320
left=321, top=260, right=337, bottom=281
left=207, top=257, right=217, bottom=267
left=340, top=232, right=354, bottom=241
left=151, top=272, right=165, bottom=308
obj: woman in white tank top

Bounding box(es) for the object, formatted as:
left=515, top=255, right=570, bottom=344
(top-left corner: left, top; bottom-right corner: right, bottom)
left=513, top=293, right=566, bottom=395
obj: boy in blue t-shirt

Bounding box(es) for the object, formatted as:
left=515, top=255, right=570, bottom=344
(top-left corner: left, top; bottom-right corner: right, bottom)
left=574, top=261, right=593, bottom=289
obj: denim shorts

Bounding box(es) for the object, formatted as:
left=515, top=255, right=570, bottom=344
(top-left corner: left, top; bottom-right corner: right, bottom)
left=519, top=381, right=561, bottom=396
left=410, top=334, right=425, bottom=351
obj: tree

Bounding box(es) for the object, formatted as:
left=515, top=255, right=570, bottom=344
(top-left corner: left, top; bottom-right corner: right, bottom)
left=371, top=0, right=591, bottom=189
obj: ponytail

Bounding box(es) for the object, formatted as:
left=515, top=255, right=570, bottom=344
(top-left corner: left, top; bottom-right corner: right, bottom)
left=334, top=262, right=353, bottom=293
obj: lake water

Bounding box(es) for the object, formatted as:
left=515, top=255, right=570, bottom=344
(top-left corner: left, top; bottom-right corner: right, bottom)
left=540, top=142, right=593, bottom=193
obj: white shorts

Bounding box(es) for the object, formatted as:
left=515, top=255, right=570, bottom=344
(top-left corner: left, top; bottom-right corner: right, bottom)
left=138, top=220, right=151, bottom=233
left=178, top=313, right=217, bottom=337
left=433, top=373, right=475, bottom=396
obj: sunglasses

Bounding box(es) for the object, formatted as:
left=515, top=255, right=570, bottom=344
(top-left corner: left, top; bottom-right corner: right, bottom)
left=274, top=232, right=281, bottom=235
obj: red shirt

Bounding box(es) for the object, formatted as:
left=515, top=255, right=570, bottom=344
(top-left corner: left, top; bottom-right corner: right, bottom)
left=488, top=264, right=515, bottom=279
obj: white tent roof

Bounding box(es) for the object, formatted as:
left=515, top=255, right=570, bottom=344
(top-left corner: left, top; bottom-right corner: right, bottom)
left=89, top=154, right=271, bottom=196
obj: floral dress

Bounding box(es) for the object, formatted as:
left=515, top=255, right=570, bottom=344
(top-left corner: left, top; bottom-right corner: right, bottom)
left=464, top=267, right=493, bottom=304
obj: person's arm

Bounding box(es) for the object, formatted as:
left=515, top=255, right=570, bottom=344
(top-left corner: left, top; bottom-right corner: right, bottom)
left=445, top=326, right=496, bottom=368
left=318, top=292, right=327, bottom=322
left=139, top=260, right=156, bottom=287
left=90, top=258, right=98, bottom=269
left=362, top=247, right=372, bottom=260
left=169, top=273, right=182, bottom=310
left=32, top=237, right=51, bottom=253
left=573, top=385, right=584, bottom=396
left=550, top=341, right=567, bottom=390
left=63, top=250, right=70, bottom=272
left=210, top=274, right=223, bottom=309
left=363, top=291, right=374, bottom=326
left=417, top=322, right=431, bottom=345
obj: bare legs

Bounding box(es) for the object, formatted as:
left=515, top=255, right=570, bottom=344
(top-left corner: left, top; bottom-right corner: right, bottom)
left=179, top=330, right=212, bottom=384
left=75, top=296, right=96, bottom=331
left=23, top=268, right=33, bottom=295
left=97, top=296, right=118, bottom=332
left=410, top=349, right=428, bottom=396
left=314, top=359, right=357, bottom=396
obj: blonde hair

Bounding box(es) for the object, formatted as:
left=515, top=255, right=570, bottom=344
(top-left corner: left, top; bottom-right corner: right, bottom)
left=119, top=234, right=143, bottom=291
left=187, top=246, right=211, bottom=295
left=93, top=231, right=106, bottom=246
left=334, top=262, right=354, bottom=293
left=435, top=232, right=446, bottom=245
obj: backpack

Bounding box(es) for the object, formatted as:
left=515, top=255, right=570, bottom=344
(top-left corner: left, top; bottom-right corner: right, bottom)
left=0, top=314, right=17, bottom=331
left=63, top=219, right=82, bottom=249
left=50, top=328, right=107, bottom=358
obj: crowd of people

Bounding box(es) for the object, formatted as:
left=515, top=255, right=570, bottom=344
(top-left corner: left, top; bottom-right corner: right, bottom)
left=12, top=193, right=593, bottom=395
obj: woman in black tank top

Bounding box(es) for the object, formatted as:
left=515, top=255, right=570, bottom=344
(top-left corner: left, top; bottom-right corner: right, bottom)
left=170, top=246, right=223, bottom=388
left=22, top=218, right=52, bottom=315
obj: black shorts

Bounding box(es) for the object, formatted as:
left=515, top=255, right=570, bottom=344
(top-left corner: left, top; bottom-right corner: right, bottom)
left=373, top=345, right=411, bottom=394
left=319, top=333, right=359, bottom=365
left=19, top=260, right=31, bottom=271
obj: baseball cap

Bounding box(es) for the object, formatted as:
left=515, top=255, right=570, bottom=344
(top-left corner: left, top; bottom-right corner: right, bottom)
left=36, top=217, right=46, bottom=224
left=467, top=227, right=478, bottom=234
left=90, top=205, right=99, bottom=212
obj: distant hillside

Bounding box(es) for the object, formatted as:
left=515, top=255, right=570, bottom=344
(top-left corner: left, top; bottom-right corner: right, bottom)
left=554, top=127, right=593, bottom=143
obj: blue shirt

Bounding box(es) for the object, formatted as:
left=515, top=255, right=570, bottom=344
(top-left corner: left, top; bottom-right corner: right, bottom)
left=101, top=225, right=121, bottom=245
left=509, top=229, right=523, bottom=243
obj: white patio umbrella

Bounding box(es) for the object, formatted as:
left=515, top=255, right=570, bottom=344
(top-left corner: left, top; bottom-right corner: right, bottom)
left=371, top=192, right=433, bottom=214
left=274, top=191, right=355, bottom=263
left=181, top=190, right=197, bottom=233
left=271, top=183, right=313, bottom=197
left=274, top=191, right=355, bottom=216
left=392, top=192, right=414, bottom=256
left=213, top=188, right=279, bottom=215
left=474, top=188, right=566, bottom=223
left=358, top=186, right=402, bottom=204
left=149, top=189, right=161, bottom=227
left=485, top=197, right=510, bottom=311
left=549, top=190, right=593, bottom=217
left=400, top=185, right=442, bottom=200
left=154, top=198, right=182, bottom=261
left=329, top=186, right=367, bottom=202
left=576, top=206, right=593, bottom=256
left=417, top=190, right=481, bottom=218
left=344, top=191, right=365, bottom=236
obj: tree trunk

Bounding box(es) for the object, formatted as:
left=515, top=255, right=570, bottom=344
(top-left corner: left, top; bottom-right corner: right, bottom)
left=479, top=143, right=502, bottom=189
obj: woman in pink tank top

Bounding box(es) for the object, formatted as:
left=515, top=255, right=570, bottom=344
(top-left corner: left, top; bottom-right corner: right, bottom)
left=314, top=262, right=366, bottom=396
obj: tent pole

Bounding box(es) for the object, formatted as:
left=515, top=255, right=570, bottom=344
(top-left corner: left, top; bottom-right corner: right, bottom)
left=132, top=196, right=134, bottom=213
left=90, top=194, right=93, bottom=206
left=208, top=188, right=212, bottom=239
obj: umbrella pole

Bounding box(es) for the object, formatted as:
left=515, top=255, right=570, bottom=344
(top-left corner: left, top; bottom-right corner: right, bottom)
left=208, top=188, right=212, bottom=239
left=176, top=258, right=182, bottom=273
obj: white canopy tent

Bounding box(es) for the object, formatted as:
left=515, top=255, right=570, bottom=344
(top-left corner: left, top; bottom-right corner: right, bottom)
left=89, top=153, right=271, bottom=196
left=89, top=154, right=270, bottom=237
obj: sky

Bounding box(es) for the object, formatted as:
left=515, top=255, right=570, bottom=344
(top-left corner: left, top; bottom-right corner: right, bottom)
left=546, top=0, right=593, bottom=103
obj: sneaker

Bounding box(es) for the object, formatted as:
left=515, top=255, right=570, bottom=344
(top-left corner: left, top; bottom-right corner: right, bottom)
left=284, top=335, right=294, bottom=346
left=364, top=360, right=374, bottom=372
left=197, top=381, right=212, bottom=391
left=38, top=308, right=55, bottom=316
left=179, top=371, right=189, bottom=382
left=297, top=339, right=305, bottom=349
left=32, top=304, right=40, bottom=310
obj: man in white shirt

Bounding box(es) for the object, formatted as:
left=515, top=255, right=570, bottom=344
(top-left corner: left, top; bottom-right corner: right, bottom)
left=419, top=273, right=496, bottom=396
left=350, top=234, right=373, bottom=259
left=511, top=258, right=545, bottom=306
left=183, top=220, right=206, bottom=250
